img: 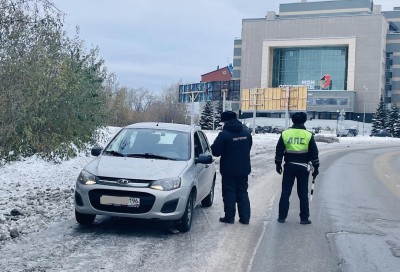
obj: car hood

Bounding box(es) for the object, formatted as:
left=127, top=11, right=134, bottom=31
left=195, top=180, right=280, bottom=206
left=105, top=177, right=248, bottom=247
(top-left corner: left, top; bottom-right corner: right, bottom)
left=84, top=156, right=189, bottom=180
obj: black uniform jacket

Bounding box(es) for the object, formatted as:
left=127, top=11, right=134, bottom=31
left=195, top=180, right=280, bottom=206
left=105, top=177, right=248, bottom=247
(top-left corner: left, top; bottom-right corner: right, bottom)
left=275, top=124, right=319, bottom=167
left=211, top=119, right=252, bottom=176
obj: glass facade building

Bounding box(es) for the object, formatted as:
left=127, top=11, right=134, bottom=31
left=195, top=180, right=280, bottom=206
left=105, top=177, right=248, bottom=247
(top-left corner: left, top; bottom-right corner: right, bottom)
left=272, top=47, right=348, bottom=90
left=238, top=0, right=400, bottom=122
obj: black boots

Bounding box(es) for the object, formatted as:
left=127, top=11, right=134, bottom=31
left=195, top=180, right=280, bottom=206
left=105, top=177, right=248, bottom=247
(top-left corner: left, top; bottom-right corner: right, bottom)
left=278, top=218, right=312, bottom=224
left=219, top=217, right=234, bottom=224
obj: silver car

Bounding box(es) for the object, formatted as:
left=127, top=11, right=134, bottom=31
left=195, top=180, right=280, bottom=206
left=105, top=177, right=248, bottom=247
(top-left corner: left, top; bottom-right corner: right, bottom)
left=74, top=122, right=216, bottom=232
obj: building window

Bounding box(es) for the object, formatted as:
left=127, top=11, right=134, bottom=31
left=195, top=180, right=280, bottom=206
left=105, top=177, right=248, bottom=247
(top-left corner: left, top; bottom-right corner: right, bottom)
left=307, top=97, right=348, bottom=106
left=337, top=98, right=348, bottom=106
left=272, top=46, right=348, bottom=90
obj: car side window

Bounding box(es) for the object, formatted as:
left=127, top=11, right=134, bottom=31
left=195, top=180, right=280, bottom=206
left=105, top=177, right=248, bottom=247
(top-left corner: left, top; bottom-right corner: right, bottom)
left=193, top=133, right=202, bottom=158
left=198, top=131, right=211, bottom=154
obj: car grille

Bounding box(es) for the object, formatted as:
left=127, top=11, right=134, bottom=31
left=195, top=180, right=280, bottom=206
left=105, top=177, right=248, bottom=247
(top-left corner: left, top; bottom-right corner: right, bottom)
left=97, top=176, right=153, bottom=188
left=89, top=189, right=155, bottom=214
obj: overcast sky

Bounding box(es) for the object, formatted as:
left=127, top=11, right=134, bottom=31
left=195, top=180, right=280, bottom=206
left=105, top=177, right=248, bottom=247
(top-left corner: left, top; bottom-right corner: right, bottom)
left=52, top=0, right=399, bottom=93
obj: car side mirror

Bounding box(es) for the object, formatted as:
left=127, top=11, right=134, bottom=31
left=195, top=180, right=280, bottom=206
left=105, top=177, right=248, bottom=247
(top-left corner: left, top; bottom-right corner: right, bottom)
left=195, top=153, right=213, bottom=164
left=91, top=146, right=103, bottom=156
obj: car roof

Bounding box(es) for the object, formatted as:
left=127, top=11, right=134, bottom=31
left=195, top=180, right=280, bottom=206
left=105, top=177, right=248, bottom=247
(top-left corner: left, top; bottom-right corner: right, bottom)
left=124, top=122, right=198, bottom=133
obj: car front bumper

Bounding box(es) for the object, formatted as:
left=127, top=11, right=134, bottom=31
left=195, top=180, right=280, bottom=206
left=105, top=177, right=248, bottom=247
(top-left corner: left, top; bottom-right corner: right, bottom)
left=75, top=182, right=191, bottom=220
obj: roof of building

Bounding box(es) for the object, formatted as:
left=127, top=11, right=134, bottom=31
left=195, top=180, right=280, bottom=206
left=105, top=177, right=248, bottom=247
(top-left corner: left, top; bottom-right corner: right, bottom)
left=201, top=64, right=233, bottom=77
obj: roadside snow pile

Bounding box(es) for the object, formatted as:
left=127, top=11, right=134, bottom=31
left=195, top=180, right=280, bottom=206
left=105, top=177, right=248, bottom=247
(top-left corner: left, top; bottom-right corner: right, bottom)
left=0, top=185, right=75, bottom=240
left=0, top=127, right=121, bottom=242
left=314, top=135, right=340, bottom=143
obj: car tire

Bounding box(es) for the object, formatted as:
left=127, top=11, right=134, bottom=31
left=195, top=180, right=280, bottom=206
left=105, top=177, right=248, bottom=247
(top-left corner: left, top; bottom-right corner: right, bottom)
left=176, top=191, right=195, bottom=232
left=201, top=178, right=215, bottom=208
left=75, top=209, right=96, bottom=225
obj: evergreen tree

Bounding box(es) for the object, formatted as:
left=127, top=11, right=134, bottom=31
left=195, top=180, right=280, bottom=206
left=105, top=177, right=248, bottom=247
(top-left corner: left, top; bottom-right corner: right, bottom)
left=213, top=100, right=224, bottom=129
left=387, top=104, right=400, bottom=138
left=394, top=119, right=400, bottom=138
left=371, top=95, right=387, bottom=134
left=199, top=101, right=214, bottom=130
left=386, top=104, right=399, bottom=135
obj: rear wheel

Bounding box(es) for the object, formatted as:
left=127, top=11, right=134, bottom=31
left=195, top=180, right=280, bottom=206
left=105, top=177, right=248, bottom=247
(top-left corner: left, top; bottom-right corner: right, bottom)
left=176, top=192, right=195, bottom=232
left=201, top=179, right=215, bottom=207
left=75, top=209, right=96, bottom=225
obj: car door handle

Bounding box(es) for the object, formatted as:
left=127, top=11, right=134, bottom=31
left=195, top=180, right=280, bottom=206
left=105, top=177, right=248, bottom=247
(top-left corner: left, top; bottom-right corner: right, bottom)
left=205, top=165, right=209, bottom=168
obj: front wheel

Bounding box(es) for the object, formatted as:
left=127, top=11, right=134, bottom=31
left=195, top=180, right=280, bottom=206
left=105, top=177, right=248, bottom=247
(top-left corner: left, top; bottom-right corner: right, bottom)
left=176, top=192, right=195, bottom=232
left=75, top=209, right=96, bottom=225
left=201, top=179, right=215, bottom=207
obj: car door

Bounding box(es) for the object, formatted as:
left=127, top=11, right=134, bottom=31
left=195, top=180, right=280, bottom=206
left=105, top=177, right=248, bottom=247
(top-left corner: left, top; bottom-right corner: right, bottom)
left=193, top=131, right=213, bottom=201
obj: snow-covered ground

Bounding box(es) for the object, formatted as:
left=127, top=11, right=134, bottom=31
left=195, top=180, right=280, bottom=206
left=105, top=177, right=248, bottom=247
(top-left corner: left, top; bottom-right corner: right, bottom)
left=1, top=119, right=399, bottom=244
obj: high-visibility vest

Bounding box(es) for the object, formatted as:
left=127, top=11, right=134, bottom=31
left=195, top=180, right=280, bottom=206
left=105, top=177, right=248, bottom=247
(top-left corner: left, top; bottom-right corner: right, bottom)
left=282, top=128, right=312, bottom=154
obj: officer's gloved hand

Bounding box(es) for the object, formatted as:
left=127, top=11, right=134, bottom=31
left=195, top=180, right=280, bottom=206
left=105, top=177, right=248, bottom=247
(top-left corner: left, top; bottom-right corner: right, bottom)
left=276, top=164, right=282, bottom=175
left=312, top=164, right=319, bottom=178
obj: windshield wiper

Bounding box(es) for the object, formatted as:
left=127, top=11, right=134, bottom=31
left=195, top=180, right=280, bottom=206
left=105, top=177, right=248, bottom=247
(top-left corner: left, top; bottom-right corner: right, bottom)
left=126, top=153, right=175, bottom=160
left=103, top=150, right=126, bottom=157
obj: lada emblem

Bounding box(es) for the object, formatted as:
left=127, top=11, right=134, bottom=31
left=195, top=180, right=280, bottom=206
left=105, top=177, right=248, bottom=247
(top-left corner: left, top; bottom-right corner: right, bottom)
left=117, top=179, right=129, bottom=185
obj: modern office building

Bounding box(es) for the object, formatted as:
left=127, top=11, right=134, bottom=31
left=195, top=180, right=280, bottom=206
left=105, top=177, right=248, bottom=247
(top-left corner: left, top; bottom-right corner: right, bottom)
left=234, top=0, right=400, bottom=121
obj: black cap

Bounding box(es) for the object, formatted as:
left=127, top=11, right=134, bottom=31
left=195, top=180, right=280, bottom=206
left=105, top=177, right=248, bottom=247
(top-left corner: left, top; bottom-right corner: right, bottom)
left=291, top=112, right=307, bottom=124
left=220, top=111, right=237, bottom=122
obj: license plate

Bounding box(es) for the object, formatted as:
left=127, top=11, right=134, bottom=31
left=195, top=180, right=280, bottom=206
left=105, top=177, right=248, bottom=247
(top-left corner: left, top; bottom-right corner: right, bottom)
left=100, top=195, right=140, bottom=207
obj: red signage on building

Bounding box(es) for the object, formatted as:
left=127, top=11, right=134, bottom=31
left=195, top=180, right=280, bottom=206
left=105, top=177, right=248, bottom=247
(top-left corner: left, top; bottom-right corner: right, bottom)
left=319, top=74, right=331, bottom=90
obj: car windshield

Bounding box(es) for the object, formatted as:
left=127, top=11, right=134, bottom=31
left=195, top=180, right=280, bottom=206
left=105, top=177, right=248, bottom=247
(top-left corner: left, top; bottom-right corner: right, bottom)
left=104, top=128, right=190, bottom=161
left=339, top=130, right=349, bottom=133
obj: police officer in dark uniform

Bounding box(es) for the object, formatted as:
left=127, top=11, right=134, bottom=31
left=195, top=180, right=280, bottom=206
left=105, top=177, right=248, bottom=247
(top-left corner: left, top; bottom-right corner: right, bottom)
left=211, top=111, right=252, bottom=224
left=275, top=112, right=319, bottom=224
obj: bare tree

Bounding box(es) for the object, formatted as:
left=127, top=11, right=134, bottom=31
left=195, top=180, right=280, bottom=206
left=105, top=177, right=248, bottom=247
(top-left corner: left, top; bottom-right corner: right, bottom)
left=146, top=83, right=186, bottom=123
left=130, top=88, right=155, bottom=112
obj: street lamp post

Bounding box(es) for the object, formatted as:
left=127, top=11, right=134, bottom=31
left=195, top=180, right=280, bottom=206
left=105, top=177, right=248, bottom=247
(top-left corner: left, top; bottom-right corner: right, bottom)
left=363, top=86, right=367, bottom=136
left=336, top=109, right=339, bottom=132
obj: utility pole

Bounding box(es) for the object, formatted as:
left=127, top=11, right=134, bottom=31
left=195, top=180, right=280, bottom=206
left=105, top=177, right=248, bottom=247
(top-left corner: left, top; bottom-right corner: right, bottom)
left=363, top=86, right=367, bottom=136
left=250, top=88, right=263, bottom=135
left=212, top=101, right=215, bottom=130
left=339, top=109, right=345, bottom=130
left=284, top=86, right=290, bottom=128
left=222, top=89, right=228, bottom=111
left=336, top=109, right=340, bottom=132
left=181, top=90, right=204, bottom=125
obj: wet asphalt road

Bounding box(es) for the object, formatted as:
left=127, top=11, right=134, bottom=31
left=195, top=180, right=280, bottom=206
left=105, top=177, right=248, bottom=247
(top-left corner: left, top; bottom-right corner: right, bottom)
left=250, top=145, right=400, bottom=272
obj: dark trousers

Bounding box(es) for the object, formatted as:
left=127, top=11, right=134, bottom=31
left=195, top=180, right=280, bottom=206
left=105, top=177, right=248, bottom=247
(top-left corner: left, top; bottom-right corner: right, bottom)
left=278, top=163, right=310, bottom=220
left=221, top=175, right=250, bottom=221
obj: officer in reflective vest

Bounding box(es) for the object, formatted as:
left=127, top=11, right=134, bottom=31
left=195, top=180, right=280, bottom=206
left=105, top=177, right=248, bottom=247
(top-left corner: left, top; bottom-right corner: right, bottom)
left=275, top=112, right=319, bottom=225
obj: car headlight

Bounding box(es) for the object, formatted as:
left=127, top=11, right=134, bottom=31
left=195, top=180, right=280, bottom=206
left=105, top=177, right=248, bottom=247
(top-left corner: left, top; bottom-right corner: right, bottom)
left=77, top=170, right=97, bottom=185
left=150, top=177, right=181, bottom=191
